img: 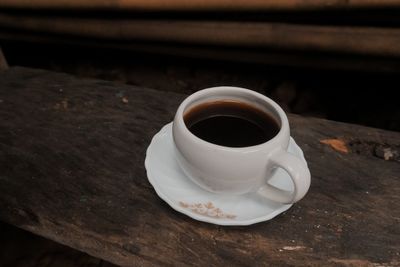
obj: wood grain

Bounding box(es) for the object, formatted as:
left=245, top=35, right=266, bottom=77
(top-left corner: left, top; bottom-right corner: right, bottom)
left=4, top=31, right=400, bottom=73
left=0, top=0, right=399, bottom=11
left=2, top=14, right=400, bottom=57
left=0, top=67, right=399, bottom=266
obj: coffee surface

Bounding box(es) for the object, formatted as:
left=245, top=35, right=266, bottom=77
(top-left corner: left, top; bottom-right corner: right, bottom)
left=184, top=100, right=280, bottom=147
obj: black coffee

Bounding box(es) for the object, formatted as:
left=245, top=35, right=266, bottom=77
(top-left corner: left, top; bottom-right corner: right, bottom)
left=184, top=100, right=280, bottom=147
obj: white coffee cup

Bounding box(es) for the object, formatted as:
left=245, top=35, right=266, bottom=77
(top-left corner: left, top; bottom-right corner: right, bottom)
left=172, top=86, right=310, bottom=204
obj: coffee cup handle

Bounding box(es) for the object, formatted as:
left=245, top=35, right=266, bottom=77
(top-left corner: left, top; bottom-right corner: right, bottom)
left=258, top=149, right=311, bottom=204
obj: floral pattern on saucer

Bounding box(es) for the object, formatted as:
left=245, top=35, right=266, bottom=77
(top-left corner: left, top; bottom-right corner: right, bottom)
left=179, top=201, right=237, bottom=219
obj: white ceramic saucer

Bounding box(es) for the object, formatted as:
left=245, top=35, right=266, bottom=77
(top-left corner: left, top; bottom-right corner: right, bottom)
left=145, top=123, right=308, bottom=226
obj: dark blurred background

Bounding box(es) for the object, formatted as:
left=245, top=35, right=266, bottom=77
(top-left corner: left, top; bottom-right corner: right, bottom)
left=1, top=1, right=400, bottom=266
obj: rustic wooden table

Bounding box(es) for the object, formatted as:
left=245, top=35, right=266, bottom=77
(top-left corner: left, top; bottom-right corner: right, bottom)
left=0, top=67, right=399, bottom=267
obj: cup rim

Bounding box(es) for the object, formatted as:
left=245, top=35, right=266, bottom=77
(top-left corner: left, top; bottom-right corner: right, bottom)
left=175, top=86, right=289, bottom=151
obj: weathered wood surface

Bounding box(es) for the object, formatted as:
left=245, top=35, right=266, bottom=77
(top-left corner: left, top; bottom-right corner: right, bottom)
left=0, top=67, right=399, bottom=267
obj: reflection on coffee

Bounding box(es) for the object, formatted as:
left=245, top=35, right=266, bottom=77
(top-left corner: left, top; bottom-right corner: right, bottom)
left=184, top=100, right=280, bottom=147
